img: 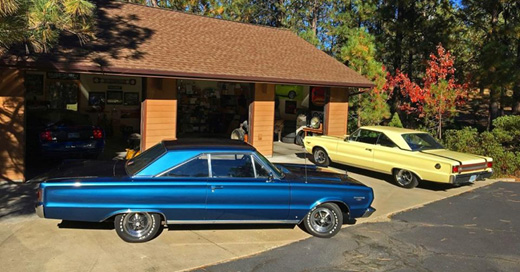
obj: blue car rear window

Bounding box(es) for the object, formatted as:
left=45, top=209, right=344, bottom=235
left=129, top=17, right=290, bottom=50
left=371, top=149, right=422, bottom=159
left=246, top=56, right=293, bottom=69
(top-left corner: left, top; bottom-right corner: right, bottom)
left=126, top=143, right=167, bottom=176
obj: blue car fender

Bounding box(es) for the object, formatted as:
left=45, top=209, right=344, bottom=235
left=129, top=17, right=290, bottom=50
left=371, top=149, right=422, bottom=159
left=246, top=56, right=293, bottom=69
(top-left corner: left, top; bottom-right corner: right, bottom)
left=308, top=198, right=350, bottom=214
left=101, top=208, right=168, bottom=222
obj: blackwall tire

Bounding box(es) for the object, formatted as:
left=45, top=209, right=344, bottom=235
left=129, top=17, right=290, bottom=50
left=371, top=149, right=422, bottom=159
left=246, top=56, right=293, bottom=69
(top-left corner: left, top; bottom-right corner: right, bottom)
left=302, top=203, right=342, bottom=238
left=393, top=169, right=419, bottom=188
left=313, top=147, right=330, bottom=167
left=295, top=131, right=305, bottom=146
left=114, top=212, right=162, bottom=243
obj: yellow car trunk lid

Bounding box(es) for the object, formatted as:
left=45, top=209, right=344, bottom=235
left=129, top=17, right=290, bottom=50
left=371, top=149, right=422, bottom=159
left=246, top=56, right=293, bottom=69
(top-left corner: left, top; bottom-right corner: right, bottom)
left=422, top=149, right=487, bottom=165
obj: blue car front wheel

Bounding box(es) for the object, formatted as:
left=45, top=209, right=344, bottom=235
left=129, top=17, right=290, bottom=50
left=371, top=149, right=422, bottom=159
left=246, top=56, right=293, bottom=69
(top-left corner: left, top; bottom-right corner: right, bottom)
left=301, top=203, right=342, bottom=238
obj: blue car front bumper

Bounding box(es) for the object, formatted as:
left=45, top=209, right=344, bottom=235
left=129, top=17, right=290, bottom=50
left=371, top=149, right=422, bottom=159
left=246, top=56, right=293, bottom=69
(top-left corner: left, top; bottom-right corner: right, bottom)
left=361, top=206, right=376, bottom=218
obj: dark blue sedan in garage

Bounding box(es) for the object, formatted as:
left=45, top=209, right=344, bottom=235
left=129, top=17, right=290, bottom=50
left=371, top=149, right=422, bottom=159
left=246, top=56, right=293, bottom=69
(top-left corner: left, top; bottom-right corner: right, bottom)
left=34, top=139, right=375, bottom=242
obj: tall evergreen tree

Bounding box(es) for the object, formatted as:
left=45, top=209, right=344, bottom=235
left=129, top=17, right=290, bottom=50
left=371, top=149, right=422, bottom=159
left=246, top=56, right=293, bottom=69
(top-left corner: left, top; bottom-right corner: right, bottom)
left=0, top=0, right=96, bottom=54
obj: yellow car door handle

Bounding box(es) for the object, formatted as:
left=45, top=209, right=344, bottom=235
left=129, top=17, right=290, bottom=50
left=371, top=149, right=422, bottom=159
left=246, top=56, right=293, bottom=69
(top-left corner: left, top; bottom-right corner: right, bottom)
left=365, top=148, right=372, bottom=152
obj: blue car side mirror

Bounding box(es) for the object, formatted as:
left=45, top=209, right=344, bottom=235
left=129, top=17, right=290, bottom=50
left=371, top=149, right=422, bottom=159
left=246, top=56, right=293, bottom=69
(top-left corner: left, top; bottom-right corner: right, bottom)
left=267, top=172, right=274, bottom=182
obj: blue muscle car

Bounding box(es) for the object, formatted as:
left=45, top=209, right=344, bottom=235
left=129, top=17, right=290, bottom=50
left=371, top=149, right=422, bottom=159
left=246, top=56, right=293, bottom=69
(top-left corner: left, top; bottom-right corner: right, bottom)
left=34, top=139, right=375, bottom=243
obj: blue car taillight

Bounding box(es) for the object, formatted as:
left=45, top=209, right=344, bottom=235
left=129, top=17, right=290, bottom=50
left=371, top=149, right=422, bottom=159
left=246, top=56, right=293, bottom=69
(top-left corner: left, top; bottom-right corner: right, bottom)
left=37, top=188, right=43, bottom=202
left=40, top=131, right=52, bottom=142
left=93, top=129, right=103, bottom=139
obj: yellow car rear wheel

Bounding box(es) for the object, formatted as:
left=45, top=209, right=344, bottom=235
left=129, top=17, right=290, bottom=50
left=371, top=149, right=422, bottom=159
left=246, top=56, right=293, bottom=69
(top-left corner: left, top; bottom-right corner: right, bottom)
left=313, top=147, right=330, bottom=167
left=393, top=169, right=419, bottom=189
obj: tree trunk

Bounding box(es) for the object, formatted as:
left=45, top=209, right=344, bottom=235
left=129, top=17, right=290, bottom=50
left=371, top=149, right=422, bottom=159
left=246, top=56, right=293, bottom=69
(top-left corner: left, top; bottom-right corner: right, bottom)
left=274, top=0, right=284, bottom=27
left=357, top=93, right=361, bottom=127
left=487, top=3, right=500, bottom=128
left=438, top=112, right=442, bottom=139
left=513, top=39, right=520, bottom=114
left=393, top=0, right=404, bottom=71
left=407, top=50, right=413, bottom=80
left=488, top=88, right=499, bottom=131
left=499, top=88, right=506, bottom=116
left=311, top=0, right=319, bottom=37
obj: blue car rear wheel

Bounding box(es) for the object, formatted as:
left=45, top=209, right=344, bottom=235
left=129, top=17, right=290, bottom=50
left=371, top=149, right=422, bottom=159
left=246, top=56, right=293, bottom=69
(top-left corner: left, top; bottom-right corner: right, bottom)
left=115, top=212, right=162, bottom=243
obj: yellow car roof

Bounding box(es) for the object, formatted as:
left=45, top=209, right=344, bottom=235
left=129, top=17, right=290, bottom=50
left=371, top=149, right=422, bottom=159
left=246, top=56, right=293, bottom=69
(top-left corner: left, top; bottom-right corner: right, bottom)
left=360, top=126, right=429, bottom=150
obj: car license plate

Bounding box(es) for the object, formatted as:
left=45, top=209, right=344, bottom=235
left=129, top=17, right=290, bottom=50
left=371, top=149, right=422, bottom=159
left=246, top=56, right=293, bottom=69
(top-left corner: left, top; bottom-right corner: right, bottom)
left=68, top=132, right=80, bottom=139
left=469, top=175, right=477, bottom=183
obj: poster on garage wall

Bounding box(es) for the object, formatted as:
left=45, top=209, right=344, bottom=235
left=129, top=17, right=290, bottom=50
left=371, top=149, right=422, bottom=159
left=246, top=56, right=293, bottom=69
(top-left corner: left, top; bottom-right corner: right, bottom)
left=275, top=85, right=309, bottom=120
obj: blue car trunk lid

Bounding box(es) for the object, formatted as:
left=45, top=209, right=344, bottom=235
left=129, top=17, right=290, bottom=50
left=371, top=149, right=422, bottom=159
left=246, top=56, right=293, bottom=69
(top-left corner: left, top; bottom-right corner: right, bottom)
left=28, top=160, right=127, bottom=182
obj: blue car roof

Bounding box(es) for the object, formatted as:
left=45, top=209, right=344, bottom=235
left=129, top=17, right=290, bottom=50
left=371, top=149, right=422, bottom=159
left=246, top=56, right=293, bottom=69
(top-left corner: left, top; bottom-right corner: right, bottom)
left=162, top=138, right=255, bottom=152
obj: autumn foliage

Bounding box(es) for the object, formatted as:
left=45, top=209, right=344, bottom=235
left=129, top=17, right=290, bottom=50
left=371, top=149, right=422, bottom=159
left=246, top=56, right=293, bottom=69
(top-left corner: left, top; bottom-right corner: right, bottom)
left=388, top=44, right=470, bottom=138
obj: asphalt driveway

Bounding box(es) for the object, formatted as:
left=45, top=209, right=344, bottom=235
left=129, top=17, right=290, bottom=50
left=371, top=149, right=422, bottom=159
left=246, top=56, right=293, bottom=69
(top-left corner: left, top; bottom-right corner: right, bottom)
left=195, top=182, right=520, bottom=272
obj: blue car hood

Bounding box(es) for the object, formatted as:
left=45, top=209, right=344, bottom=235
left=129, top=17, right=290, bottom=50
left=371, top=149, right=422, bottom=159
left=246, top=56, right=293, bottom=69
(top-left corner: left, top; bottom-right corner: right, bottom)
left=275, top=163, right=365, bottom=186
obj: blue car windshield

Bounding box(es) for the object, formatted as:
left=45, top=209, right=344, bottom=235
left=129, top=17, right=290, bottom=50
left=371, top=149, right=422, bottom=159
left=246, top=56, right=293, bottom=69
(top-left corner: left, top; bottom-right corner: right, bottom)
left=126, top=143, right=167, bottom=176
left=402, top=133, right=444, bottom=151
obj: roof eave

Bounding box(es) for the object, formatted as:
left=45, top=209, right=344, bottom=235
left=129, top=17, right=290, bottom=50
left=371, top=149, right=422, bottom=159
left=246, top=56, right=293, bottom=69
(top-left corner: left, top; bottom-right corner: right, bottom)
left=3, top=61, right=375, bottom=89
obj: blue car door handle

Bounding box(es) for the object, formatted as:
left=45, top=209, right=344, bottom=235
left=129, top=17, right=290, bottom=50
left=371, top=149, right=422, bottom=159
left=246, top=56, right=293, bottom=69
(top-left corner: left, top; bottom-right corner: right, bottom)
left=211, top=185, right=224, bottom=192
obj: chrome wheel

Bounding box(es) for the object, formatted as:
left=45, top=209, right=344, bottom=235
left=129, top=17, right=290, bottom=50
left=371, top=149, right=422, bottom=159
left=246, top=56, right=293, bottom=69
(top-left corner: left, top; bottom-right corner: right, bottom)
left=122, top=212, right=153, bottom=238
left=396, top=169, right=414, bottom=186
left=309, top=207, right=336, bottom=233
left=314, top=149, right=327, bottom=164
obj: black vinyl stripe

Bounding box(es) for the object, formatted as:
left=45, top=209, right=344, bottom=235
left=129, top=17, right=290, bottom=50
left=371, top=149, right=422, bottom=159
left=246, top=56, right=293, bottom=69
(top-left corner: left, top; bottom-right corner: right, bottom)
left=419, top=151, right=463, bottom=165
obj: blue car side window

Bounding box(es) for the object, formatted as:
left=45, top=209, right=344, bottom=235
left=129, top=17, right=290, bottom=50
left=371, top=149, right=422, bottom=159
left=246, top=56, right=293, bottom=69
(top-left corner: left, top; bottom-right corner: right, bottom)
left=166, top=154, right=209, bottom=177
left=210, top=154, right=255, bottom=178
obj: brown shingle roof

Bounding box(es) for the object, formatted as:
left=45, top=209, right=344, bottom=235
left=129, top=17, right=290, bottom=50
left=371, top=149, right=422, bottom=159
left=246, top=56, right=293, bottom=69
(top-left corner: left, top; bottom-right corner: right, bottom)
left=2, top=1, right=373, bottom=88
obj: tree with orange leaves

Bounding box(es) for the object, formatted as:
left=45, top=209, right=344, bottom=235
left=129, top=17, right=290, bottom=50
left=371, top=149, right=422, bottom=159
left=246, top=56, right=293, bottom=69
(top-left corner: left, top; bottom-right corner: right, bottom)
left=390, top=44, right=470, bottom=139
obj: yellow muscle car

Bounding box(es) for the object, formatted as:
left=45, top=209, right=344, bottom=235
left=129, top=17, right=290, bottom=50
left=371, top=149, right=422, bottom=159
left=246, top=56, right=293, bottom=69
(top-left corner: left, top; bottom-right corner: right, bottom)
left=304, top=126, right=493, bottom=188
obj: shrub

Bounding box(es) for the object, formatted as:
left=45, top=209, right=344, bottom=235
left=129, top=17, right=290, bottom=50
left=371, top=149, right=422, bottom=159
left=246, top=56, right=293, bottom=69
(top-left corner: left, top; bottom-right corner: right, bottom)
left=443, top=116, right=520, bottom=178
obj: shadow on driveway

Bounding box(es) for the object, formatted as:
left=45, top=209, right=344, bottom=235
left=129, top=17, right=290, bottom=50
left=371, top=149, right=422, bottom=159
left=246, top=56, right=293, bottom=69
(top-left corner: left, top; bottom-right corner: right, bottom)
left=0, top=182, right=38, bottom=220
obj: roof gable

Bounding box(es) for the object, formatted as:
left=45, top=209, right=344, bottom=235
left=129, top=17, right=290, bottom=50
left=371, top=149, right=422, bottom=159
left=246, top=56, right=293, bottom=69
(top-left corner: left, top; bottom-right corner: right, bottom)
left=2, top=1, right=373, bottom=88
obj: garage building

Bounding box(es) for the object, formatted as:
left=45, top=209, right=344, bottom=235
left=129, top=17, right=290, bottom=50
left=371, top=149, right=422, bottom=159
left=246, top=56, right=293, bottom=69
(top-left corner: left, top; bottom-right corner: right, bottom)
left=0, top=1, right=373, bottom=182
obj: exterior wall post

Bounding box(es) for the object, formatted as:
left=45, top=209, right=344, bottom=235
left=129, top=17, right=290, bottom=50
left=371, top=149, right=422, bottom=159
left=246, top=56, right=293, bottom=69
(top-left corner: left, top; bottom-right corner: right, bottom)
left=141, top=78, right=177, bottom=151
left=323, top=87, right=349, bottom=136
left=0, top=69, right=25, bottom=182
left=249, top=83, right=275, bottom=156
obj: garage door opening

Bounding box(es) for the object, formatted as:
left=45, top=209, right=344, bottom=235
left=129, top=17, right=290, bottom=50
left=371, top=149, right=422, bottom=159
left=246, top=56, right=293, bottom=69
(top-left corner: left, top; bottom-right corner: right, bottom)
left=176, top=80, right=253, bottom=139
left=24, top=72, right=143, bottom=179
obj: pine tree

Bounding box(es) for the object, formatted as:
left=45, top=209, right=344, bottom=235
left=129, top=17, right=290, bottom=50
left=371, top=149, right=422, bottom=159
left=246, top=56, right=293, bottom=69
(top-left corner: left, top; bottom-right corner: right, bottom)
left=0, top=0, right=96, bottom=54
left=341, top=27, right=392, bottom=127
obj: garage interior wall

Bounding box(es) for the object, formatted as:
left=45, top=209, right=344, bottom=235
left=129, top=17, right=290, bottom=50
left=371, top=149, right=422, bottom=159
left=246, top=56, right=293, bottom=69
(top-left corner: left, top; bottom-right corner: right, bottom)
left=79, top=74, right=142, bottom=133
left=141, top=78, right=177, bottom=150
left=324, top=87, right=349, bottom=136
left=0, top=69, right=25, bottom=182
left=249, top=83, right=275, bottom=156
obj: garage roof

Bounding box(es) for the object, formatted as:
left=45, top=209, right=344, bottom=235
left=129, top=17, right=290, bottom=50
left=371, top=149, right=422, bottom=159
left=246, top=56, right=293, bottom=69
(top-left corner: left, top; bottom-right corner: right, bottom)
left=1, top=1, right=373, bottom=88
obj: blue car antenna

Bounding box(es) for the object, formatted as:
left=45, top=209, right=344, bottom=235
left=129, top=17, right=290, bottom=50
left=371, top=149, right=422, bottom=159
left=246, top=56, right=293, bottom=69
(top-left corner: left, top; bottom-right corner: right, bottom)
left=303, top=145, right=308, bottom=183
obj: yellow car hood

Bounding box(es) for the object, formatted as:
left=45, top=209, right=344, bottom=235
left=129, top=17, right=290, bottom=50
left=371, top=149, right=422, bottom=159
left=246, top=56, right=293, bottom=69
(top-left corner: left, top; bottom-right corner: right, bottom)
left=421, top=149, right=489, bottom=164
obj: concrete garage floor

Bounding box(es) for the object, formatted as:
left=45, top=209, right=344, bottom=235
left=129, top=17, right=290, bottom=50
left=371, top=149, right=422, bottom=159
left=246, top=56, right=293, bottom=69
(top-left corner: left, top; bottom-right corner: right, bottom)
left=0, top=142, right=498, bottom=272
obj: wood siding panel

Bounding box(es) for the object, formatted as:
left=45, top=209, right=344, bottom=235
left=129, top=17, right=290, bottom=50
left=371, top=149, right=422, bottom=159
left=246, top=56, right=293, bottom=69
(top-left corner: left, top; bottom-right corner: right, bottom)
left=141, top=99, right=177, bottom=150
left=141, top=78, right=177, bottom=151
left=324, top=87, right=349, bottom=136
left=0, top=69, right=25, bottom=182
left=250, top=83, right=275, bottom=157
